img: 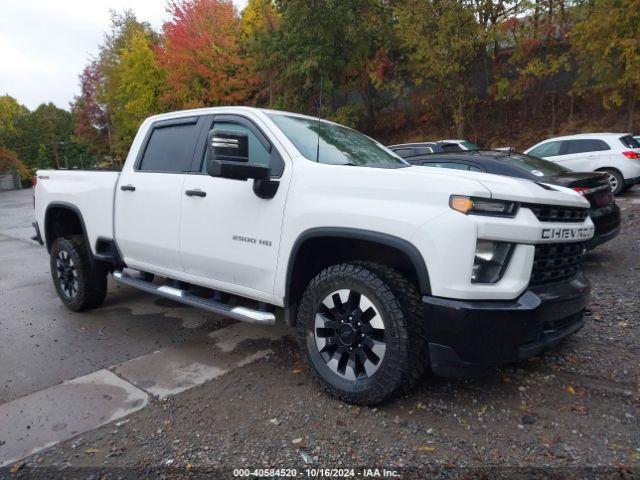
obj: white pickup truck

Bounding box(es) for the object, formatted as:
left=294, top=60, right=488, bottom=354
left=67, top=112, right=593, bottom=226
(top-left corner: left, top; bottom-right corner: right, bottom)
left=33, top=107, right=594, bottom=405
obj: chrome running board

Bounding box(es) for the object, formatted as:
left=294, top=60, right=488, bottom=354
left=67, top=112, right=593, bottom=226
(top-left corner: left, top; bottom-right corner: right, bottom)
left=112, top=271, right=275, bottom=325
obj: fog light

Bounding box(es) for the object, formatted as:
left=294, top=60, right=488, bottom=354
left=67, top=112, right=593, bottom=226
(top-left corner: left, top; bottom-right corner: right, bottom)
left=471, top=240, right=514, bottom=284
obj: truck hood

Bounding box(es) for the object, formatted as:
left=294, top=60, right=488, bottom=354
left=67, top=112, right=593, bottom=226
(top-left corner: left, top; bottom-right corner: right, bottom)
left=394, top=165, right=590, bottom=208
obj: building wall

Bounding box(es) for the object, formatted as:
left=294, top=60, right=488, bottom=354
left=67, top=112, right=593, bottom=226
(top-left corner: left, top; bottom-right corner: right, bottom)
left=0, top=172, right=22, bottom=191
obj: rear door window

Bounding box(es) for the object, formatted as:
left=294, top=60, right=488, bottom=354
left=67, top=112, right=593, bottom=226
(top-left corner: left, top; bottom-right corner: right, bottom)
left=138, top=119, right=200, bottom=172
left=392, top=148, right=413, bottom=158
left=528, top=141, right=562, bottom=158
left=414, top=147, right=434, bottom=155
left=620, top=135, right=640, bottom=148
left=563, top=139, right=610, bottom=154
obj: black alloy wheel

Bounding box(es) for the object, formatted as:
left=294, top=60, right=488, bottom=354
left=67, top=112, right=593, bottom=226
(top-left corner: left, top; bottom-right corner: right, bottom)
left=314, top=288, right=386, bottom=381
left=55, top=249, right=79, bottom=299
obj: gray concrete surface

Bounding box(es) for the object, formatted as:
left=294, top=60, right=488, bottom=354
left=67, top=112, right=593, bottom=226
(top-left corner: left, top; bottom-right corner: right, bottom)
left=112, top=322, right=289, bottom=399
left=0, top=369, right=148, bottom=467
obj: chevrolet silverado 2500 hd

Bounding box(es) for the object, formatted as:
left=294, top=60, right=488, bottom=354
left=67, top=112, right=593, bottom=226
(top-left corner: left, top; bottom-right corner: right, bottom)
left=33, top=107, right=594, bottom=405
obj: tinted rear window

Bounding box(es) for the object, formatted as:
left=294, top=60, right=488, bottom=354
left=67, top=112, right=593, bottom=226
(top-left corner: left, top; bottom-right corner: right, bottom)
left=139, top=121, right=199, bottom=172
left=620, top=135, right=640, bottom=148
left=564, top=139, right=610, bottom=154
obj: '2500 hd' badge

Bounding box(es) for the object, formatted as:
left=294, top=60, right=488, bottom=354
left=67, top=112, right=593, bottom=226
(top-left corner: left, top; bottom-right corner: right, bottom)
left=541, top=227, right=594, bottom=241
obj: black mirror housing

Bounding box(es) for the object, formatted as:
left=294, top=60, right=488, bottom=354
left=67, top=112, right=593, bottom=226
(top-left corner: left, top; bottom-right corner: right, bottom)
left=208, top=160, right=270, bottom=181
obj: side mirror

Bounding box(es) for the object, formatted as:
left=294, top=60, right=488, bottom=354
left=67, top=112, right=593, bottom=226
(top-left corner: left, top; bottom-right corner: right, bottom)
left=206, top=129, right=270, bottom=180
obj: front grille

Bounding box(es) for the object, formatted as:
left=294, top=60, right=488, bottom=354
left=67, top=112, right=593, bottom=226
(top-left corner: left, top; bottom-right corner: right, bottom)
left=525, top=204, right=589, bottom=223
left=530, top=241, right=589, bottom=285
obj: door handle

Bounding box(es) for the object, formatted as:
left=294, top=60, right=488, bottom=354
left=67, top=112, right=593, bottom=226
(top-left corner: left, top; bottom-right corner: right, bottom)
left=185, top=189, right=206, bottom=197
left=120, top=184, right=136, bottom=192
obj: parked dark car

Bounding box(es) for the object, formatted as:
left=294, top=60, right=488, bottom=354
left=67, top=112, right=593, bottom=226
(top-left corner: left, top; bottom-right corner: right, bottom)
left=404, top=149, right=621, bottom=248
left=388, top=141, right=463, bottom=158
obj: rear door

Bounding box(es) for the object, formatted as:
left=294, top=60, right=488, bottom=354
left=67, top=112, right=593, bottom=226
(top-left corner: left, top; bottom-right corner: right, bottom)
left=179, top=114, right=290, bottom=295
left=557, top=139, right=611, bottom=170
left=115, top=116, right=203, bottom=273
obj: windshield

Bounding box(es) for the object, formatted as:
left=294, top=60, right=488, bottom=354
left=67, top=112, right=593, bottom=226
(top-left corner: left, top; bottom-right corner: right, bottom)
left=268, top=113, right=406, bottom=167
left=461, top=141, right=479, bottom=150
left=480, top=150, right=570, bottom=176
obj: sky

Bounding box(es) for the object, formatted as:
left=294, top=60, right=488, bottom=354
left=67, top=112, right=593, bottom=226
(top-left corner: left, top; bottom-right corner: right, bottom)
left=0, top=0, right=247, bottom=111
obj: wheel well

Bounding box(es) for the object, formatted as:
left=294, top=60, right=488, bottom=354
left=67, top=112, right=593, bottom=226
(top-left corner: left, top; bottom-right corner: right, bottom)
left=285, top=233, right=429, bottom=325
left=44, top=205, right=85, bottom=252
left=596, top=167, right=623, bottom=177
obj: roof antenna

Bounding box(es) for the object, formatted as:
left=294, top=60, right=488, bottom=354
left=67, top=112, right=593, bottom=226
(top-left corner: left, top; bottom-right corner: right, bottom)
left=315, top=76, right=323, bottom=163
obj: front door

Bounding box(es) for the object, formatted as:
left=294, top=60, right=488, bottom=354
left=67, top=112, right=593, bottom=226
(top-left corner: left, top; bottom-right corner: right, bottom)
left=179, top=114, right=290, bottom=295
left=115, top=116, right=203, bottom=273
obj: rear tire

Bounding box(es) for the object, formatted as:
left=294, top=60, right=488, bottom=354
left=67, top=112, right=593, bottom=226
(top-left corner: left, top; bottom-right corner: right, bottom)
left=600, top=168, right=624, bottom=195
left=50, top=236, right=107, bottom=312
left=296, top=262, right=427, bottom=405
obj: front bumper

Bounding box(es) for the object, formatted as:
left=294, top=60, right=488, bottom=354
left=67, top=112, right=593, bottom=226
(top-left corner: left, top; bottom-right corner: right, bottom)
left=422, top=272, right=590, bottom=377
left=590, top=203, right=621, bottom=248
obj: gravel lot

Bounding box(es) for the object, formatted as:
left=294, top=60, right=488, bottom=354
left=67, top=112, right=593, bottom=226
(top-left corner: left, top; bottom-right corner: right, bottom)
left=4, top=191, right=640, bottom=479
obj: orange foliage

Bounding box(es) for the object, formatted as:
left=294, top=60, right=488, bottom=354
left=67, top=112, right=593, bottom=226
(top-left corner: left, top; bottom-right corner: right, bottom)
left=159, top=0, right=253, bottom=108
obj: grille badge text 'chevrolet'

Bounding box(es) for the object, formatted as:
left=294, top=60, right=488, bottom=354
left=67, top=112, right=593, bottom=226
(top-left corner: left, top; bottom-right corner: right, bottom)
left=541, top=227, right=594, bottom=241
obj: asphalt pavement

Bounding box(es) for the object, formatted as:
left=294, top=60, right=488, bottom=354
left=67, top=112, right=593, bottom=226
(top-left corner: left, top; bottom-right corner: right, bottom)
left=0, top=189, right=234, bottom=403
left=0, top=187, right=639, bottom=476
left=0, top=188, right=289, bottom=467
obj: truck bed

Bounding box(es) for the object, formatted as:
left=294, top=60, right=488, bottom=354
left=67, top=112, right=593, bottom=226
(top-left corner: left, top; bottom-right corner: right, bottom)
left=34, top=170, right=121, bottom=254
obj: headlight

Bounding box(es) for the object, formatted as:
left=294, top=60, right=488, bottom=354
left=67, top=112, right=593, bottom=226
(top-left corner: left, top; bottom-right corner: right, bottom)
left=450, top=196, right=518, bottom=217
left=471, top=240, right=514, bottom=284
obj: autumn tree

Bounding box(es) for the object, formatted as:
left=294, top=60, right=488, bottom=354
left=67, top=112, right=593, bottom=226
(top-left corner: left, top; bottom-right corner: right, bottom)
left=101, top=26, right=164, bottom=156
left=159, top=0, right=251, bottom=108
left=72, top=11, right=162, bottom=162
left=72, top=60, right=111, bottom=157
left=394, top=0, right=481, bottom=137
left=571, top=0, right=640, bottom=131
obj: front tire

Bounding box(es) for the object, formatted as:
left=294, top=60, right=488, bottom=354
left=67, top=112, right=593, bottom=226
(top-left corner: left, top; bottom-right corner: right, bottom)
left=296, top=263, right=427, bottom=405
left=50, top=236, right=107, bottom=312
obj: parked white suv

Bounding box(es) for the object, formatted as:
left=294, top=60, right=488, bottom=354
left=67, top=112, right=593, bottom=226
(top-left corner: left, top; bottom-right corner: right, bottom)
left=525, top=133, right=640, bottom=194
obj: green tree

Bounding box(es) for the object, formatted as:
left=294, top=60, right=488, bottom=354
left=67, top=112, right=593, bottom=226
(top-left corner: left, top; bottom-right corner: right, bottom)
left=261, top=0, right=395, bottom=129
left=571, top=0, right=640, bottom=131
left=240, top=0, right=281, bottom=104
left=0, top=95, right=29, bottom=150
